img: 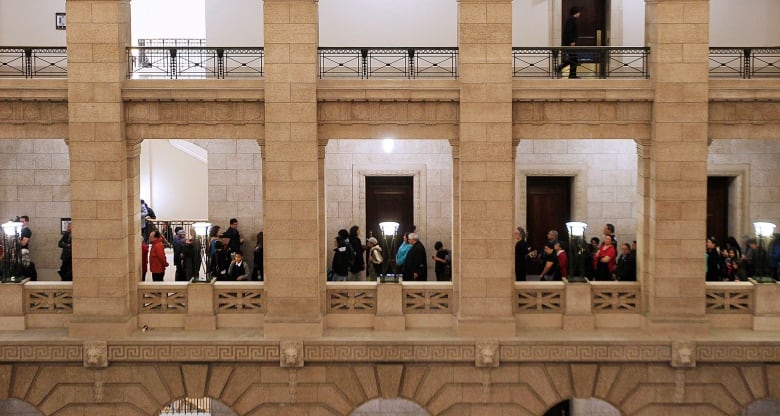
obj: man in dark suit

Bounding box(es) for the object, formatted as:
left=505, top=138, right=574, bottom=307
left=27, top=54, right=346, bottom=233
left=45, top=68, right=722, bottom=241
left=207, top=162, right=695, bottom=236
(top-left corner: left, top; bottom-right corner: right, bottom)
left=556, top=6, right=581, bottom=78
left=403, top=233, right=427, bottom=282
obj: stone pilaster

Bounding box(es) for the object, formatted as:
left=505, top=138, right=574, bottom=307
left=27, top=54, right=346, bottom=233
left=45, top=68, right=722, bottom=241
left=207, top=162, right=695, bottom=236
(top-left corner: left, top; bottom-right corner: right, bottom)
left=456, top=0, right=516, bottom=336
left=262, top=0, right=323, bottom=338
left=66, top=0, right=136, bottom=337
left=644, top=0, right=710, bottom=332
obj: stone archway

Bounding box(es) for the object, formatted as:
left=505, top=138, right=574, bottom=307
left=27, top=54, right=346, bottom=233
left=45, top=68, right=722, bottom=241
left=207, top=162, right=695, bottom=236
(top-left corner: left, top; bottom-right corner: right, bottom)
left=352, top=397, right=430, bottom=416
left=742, top=399, right=780, bottom=416
left=0, top=398, right=42, bottom=415
left=544, top=398, right=621, bottom=416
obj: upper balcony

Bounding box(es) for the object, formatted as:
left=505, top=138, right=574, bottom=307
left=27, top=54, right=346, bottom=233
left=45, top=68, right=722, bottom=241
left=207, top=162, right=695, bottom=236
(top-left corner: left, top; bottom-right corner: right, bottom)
left=4, top=46, right=779, bottom=81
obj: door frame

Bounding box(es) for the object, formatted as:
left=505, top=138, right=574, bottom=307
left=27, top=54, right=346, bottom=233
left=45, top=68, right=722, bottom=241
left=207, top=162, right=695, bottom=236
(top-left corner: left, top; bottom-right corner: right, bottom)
left=551, top=0, right=623, bottom=46
left=707, top=165, right=749, bottom=239
left=516, top=167, right=587, bottom=232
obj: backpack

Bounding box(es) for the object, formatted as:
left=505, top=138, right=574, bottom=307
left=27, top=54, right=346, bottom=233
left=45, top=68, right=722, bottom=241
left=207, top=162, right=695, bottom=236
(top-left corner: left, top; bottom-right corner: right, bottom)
left=146, top=207, right=156, bottom=219
left=345, top=244, right=356, bottom=267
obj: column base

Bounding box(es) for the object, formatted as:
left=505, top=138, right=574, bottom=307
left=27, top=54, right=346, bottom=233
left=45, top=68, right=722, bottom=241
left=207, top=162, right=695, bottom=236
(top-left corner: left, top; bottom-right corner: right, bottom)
left=646, top=314, right=709, bottom=336
left=185, top=315, right=217, bottom=331
left=374, top=315, right=406, bottom=332
left=456, top=316, right=516, bottom=337
left=69, top=315, right=138, bottom=338
left=264, top=315, right=324, bottom=339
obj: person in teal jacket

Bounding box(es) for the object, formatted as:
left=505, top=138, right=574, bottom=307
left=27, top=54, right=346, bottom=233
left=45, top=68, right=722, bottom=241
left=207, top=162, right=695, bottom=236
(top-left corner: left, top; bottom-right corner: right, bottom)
left=395, top=232, right=412, bottom=275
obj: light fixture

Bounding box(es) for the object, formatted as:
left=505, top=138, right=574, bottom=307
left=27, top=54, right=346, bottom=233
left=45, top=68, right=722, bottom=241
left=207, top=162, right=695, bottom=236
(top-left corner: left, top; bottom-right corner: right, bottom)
left=1, top=220, right=24, bottom=283
left=378, top=221, right=400, bottom=283
left=565, top=221, right=588, bottom=283
left=382, top=138, right=395, bottom=153
left=752, top=221, right=776, bottom=283
left=191, top=222, right=212, bottom=282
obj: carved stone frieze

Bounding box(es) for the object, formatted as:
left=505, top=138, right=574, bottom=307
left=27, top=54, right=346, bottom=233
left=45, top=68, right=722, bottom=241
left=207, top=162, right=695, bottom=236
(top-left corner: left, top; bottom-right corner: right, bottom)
left=107, top=344, right=280, bottom=362
left=303, top=343, right=475, bottom=362
left=499, top=343, right=672, bottom=362
left=280, top=340, right=304, bottom=368
left=83, top=341, right=108, bottom=368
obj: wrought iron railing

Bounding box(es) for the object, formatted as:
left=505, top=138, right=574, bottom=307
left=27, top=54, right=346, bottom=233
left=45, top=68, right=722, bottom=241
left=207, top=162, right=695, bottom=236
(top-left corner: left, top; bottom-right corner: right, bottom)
left=709, top=47, right=780, bottom=78
left=160, top=397, right=211, bottom=415
left=0, top=47, right=67, bottom=78
left=319, top=47, right=458, bottom=79
left=127, top=47, right=264, bottom=79
left=512, top=47, right=650, bottom=79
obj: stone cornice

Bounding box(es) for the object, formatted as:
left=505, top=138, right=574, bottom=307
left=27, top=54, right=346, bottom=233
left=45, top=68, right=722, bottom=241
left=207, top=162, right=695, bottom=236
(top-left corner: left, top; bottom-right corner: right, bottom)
left=1, top=340, right=778, bottom=365
left=512, top=79, right=654, bottom=102
left=0, top=79, right=68, bottom=101
left=122, top=79, right=265, bottom=102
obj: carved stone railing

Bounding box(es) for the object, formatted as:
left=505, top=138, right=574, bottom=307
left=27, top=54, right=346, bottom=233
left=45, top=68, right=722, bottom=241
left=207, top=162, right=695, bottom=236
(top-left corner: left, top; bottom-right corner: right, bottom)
left=138, top=283, right=188, bottom=313
left=327, top=283, right=378, bottom=313
left=706, top=282, right=754, bottom=314
left=0, top=47, right=68, bottom=78
left=402, top=282, right=453, bottom=313
left=24, top=282, right=73, bottom=313
left=214, top=282, right=266, bottom=313
left=591, top=282, right=641, bottom=313
left=514, top=282, right=565, bottom=313
left=709, top=47, right=780, bottom=78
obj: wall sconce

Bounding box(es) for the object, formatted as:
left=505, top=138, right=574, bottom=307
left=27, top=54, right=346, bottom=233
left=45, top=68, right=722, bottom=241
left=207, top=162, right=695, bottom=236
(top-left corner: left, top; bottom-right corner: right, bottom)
left=1, top=220, right=24, bottom=283
left=565, top=221, right=588, bottom=283
left=752, top=221, right=776, bottom=283
left=379, top=221, right=400, bottom=283
left=192, top=222, right=212, bottom=283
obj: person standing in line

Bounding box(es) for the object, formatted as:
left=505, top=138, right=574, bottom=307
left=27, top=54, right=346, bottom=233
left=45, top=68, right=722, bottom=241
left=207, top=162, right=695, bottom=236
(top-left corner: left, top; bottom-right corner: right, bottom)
left=403, top=233, right=427, bottom=282
left=539, top=242, right=560, bottom=281
left=594, top=235, right=617, bottom=281
left=173, top=228, right=187, bottom=281
left=513, top=227, right=533, bottom=281
left=555, top=6, right=581, bottom=79
left=366, top=237, right=383, bottom=280
left=395, top=232, right=412, bottom=275
left=148, top=230, right=168, bottom=282
left=221, top=218, right=244, bottom=256
left=432, top=241, right=451, bottom=282
left=227, top=250, right=250, bottom=281
left=19, top=215, right=32, bottom=250
left=58, top=222, right=72, bottom=281
left=330, top=236, right=350, bottom=282
left=181, top=230, right=202, bottom=281
left=554, top=241, right=568, bottom=280
left=348, top=225, right=365, bottom=281
left=253, top=232, right=264, bottom=281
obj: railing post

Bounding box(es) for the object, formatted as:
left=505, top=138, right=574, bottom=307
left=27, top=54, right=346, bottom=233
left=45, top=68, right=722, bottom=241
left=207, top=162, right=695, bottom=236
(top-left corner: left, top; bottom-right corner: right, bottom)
left=408, top=48, right=415, bottom=79
left=374, top=281, right=405, bottom=331
left=0, top=279, right=29, bottom=331
left=752, top=280, right=780, bottom=330
left=743, top=48, right=751, bottom=79
left=563, top=279, right=594, bottom=330
left=360, top=48, right=368, bottom=79
left=185, top=280, right=217, bottom=331
left=169, top=48, right=177, bottom=79
left=599, top=48, right=608, bottom=79
left=216, top=48, right=225, bottom=79
left=551, top=49, right=559, bottom=79
left=24, top=48, right=33, bottom=78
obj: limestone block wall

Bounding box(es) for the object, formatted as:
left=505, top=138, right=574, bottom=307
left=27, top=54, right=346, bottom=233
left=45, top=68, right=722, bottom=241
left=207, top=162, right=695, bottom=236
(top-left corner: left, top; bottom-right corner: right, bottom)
left=0, top=139, right=70, bottom=281
left=515, top=139, right=639, bottom=245
left=708, top=139, right=780, bottom=236
left=324, top=139, right=453, bottom=278
left=194, top=139, right=263, bottom=256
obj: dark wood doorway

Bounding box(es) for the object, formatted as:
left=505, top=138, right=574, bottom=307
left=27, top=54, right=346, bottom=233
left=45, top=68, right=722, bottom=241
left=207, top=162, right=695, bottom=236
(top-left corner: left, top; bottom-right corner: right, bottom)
left=562, top=0, right=607, bottom=46
left=707, top=176, right=730, bottom=244
left=365, top=176, right=414, bottom=246
left=526, top=176, right=572, bottom=274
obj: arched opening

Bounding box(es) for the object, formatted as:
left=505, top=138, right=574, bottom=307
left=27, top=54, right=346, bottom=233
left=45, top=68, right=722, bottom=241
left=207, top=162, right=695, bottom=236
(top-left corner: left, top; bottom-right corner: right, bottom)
left=544, top=398, right=621, bottom=416
left=0, top=398, right=42, bottom=415
left=159, top=397, right=236, bottom=416
left=742, top=399, right=780, bottom=416
left=351, top=397, right=430, bottom=416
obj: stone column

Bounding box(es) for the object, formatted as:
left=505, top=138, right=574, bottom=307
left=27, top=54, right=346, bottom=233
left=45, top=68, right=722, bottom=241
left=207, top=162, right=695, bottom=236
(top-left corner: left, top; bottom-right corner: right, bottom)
left=262, top=0, right=323, bottom=338
left=66, top=0, right=136, bottom=337
left=456, top=0, right=516, bottom=336
left=644, top=0, right=709, bottom=332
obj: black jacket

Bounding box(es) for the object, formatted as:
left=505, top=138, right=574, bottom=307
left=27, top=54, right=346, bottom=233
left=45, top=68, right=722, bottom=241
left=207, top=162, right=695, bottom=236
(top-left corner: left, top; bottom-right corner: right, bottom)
left=562, top=16, right=579, bottom=46
left=403, top=241, right=427, bottom=281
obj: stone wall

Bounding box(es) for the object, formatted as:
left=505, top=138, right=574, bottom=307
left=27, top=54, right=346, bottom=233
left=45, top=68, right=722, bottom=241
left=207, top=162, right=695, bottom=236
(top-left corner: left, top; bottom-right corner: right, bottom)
left=516, top=139, right=639, bottom=245
left=0, top=139, right=70, bottom=281
left=324, top=139, right=453, bottom=279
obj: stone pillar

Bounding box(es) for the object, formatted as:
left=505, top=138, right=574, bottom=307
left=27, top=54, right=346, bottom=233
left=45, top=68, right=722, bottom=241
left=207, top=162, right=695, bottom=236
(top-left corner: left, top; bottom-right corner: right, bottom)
left=456, top=0, right=516, bottom=336
left=66, top=0, right=136, bottom=337
left=262, top=0, right=323, bottom=338
left=644, top=0, right=709, bottom=333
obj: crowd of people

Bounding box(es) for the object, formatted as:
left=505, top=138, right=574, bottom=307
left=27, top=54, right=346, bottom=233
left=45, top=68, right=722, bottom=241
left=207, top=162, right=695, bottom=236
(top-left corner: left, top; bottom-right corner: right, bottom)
left=514, top=223, right=637, bottom=282
left=706, top=235, right=780, bottom=281
left=329, top=225, right=452, bottom=282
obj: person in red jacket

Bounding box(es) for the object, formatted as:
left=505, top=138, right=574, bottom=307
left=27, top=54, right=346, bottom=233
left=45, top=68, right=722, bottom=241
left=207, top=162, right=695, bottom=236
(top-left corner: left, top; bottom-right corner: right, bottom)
left=148, top=230, right=169, bottom=282
left=593, top=235, right=617, bottom=281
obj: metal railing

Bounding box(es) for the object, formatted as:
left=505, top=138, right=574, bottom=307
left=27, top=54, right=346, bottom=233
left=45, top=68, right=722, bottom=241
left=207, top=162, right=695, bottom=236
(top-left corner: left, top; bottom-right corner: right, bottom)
left=126, top=47, right=264, bottom=79
left=709, top=47, right=780, bottom=78
left=512, top=46, right=650, bottom=79
left=319, top=47, right=458, bottom=79
left=0, top=47, right=67, bottom=78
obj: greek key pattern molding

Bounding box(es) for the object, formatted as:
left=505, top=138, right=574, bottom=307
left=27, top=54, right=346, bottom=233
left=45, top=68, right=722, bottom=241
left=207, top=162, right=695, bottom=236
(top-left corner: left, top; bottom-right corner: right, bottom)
left=2, top=342, right=780, bottom=363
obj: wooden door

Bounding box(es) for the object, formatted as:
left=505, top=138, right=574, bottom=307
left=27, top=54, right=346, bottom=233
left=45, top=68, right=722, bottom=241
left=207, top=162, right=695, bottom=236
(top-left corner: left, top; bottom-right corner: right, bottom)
left=365, top=176, right=414, bottom=248
left=526, top=176, right=572, bottom=274
left=707, top=176, right=730, bottom=243
left=561, top=0, right=607, bottom=46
